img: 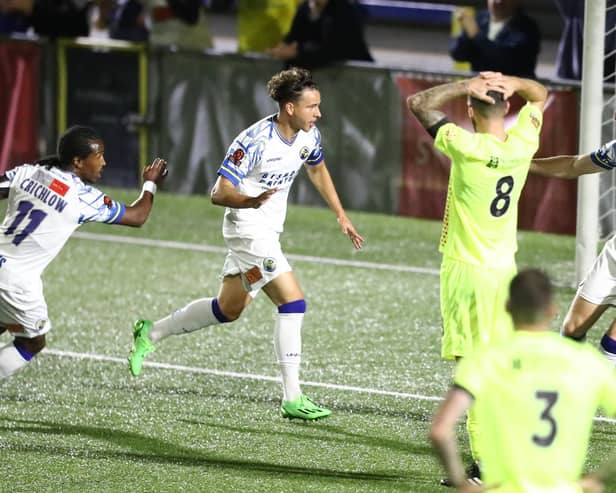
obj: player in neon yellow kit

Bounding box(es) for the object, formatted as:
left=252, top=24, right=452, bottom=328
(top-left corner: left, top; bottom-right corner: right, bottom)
left=430, top=269, right=616, bottom=493
left=407, top=72, right=547, bottom=483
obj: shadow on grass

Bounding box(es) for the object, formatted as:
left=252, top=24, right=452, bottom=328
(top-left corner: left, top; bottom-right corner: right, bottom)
left=0, top=418, right=411, bottom=484
left=180, top=419, right=434, bottom=458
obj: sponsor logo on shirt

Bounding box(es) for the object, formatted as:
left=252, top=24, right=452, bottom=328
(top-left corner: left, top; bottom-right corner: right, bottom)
left=486, top=156, right=499, bottom=169
left=259, top=170, right=297, bottom=187
left=49, top=179, right=69, bottom=196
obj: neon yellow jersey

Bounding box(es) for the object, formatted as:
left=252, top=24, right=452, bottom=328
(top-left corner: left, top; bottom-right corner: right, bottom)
left=434, top=103, right=542, bottom=267
left=455, top=331, right=616, bottom=492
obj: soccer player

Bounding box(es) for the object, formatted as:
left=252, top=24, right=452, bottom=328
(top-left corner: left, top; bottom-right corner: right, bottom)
left=128, top=67, right=363, bottom=421
left=531, top=141, right=616, bottom=363
left=407, top=72, right=547, bottom=482
left=0, top=125, right=167, bottom=379
left=430, top=269, right=616, bottom=493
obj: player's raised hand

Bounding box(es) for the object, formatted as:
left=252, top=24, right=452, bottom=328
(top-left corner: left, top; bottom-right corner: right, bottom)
left=143, top=158, right=168, bottom=184
left=250, top=188, right=278, bottom=209
left=337, top=215, right=364, bottom=250
left=466, top=76, right=500, bottom=104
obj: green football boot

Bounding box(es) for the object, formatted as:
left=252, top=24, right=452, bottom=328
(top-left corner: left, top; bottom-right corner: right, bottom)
left=280, top=395, right=331, bottom=421
left=128, top=319, right=156, bottom=376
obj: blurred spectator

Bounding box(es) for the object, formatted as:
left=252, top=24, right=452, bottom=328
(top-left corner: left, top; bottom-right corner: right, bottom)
left=269, top=0, right=373, bottom=70
left=450, top=0, right=540, bottom=78
left=0, top=0, right=92, bottom=38
left=237, top=0, right=300, bottom=54
left=554, top=0, right=616, bottom=81
left=109, top=0, right=213, bottom=49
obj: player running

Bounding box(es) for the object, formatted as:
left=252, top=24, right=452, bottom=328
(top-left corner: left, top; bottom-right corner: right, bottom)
left=0, top=125, right=167, bottom=380
left=128, top=67, right=363, bottom=421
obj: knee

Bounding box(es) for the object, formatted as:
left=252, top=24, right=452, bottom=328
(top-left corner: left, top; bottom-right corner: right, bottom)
left=214, top=298, right=243, bottom=322
left=561, top=316, right=586, bottom=340
left=14, top=334, right=46, bottom=358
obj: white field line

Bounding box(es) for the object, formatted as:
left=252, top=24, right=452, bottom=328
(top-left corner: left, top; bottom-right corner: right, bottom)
left=45, top=348, right=442, bottom=402
left=44, top=348, right=616, bottom=424
left=72, top=231, right=441, bottom=275
left=72, top=232, right=574, bottom=288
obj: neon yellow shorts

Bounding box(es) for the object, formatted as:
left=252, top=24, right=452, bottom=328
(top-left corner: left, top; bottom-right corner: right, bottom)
left=440, top=257, right=516, bottom=360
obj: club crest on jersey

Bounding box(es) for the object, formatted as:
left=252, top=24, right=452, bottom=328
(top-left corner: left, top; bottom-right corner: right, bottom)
left=35, top=319, right=48, bottom=332
left=263, top=257, right=277, bottom=272
left=299, top=147, right=310, bottom=160
left=103, top=196, right=113, bottom=208
left=230, top=149, right=245, bottom=165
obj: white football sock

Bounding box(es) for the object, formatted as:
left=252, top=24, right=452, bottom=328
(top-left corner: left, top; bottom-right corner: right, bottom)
left=0, top=343, right=30, bottom=378
left=149, top=297, right=222, bottom=343
left=274, top=312, right=303, bottom=402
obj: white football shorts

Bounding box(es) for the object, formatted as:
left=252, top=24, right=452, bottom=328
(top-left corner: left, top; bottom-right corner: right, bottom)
left=221, top=235, right=292, bottom=297
left=0, top=285, right=51, bottom=338
left=577, top=237, right=616, bottom=305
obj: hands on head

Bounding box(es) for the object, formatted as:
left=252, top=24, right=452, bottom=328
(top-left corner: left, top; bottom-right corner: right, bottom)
left=466, top=72, right=515, bottom=104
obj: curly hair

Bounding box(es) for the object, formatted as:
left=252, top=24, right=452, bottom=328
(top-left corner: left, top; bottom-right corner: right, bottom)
left=266, top=67, right=318, bottom=105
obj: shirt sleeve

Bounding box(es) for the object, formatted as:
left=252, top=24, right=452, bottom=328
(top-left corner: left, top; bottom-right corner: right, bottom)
left=434, top=122, right=477, bottom=160
left=77, top=185, right=125, bottom=224
left=305, top=126, right=324, bottom=166
left=590, top=140, right=616, bottom=170
left=507, top=103, right=543, bottom=148
left=452, top=351, right=485, bottom=399
left=217, top=131, right=259, bottom=186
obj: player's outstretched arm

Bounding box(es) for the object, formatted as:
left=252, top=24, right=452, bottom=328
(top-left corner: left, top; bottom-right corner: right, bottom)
left=305, top=161, right=364, bottom=249
left=119, top=157, right=167, bottom=226
left=531, top=154, right=600, bottom=179
left=210, top=175, right=277, bottom=209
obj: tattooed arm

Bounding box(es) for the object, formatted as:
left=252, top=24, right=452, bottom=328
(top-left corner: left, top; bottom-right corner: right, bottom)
left=406, top=75, right=501, bottom=136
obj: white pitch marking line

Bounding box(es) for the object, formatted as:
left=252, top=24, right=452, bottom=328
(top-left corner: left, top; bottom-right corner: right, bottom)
left=72, top=231, right=575, bottom=288
left=44, top=348, right=616, bottom=425
left=46, top=348, right=442, bottom=401
left=72, top=231, right=440, bottom=275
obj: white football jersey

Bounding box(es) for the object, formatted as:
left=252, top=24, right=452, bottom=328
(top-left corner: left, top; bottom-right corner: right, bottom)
left=217, top=114, right=324, bottom=238
left=0, top=164, right=125, bottom=292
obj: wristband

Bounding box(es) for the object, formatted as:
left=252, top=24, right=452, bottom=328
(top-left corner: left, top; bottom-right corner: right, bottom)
left=142, top=180, right=157, bottom=195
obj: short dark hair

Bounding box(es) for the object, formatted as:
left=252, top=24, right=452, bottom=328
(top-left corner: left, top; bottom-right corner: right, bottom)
left=55, top=125, right=102, bottom=170
left=469, top=90, right=507, bottom=118
left=267, top=67, right=318, bottom=105
left=508, top=269, right=553, bottom=324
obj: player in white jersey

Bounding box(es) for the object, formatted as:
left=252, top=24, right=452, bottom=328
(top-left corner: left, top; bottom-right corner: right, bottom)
left=531, top=140, right=616, bottom=363
left=0, top=125, right=167, bottom=380
left=128, top=67, right=363, bottom=420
